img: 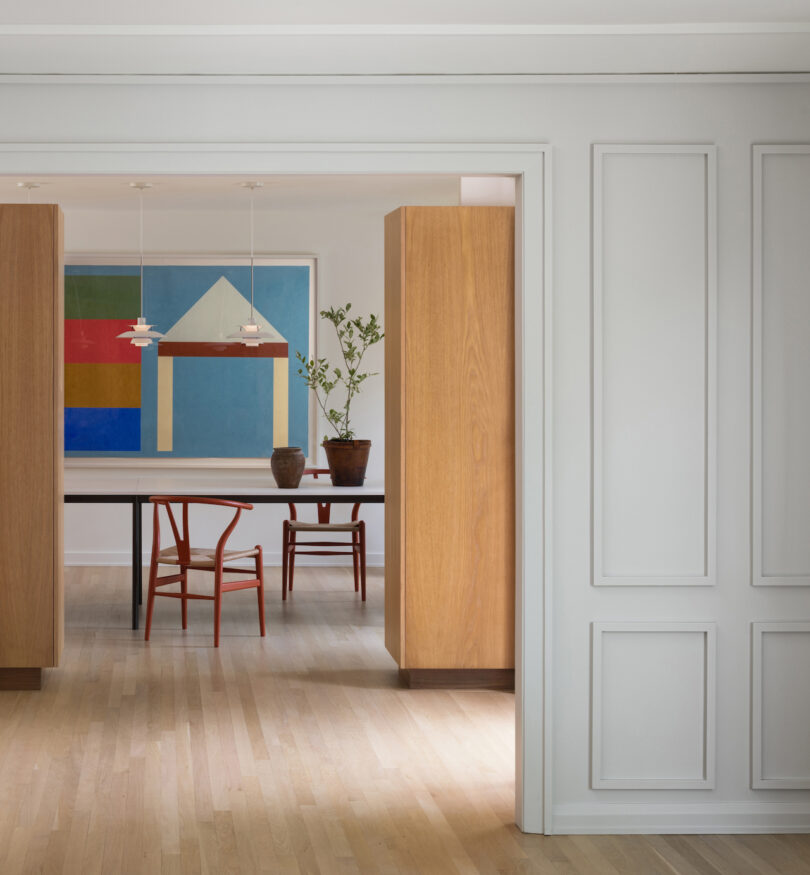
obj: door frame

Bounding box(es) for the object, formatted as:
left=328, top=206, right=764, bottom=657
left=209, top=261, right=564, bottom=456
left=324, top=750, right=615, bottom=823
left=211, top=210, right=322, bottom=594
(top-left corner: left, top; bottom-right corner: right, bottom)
left=0, top=139, right=552, bottom=833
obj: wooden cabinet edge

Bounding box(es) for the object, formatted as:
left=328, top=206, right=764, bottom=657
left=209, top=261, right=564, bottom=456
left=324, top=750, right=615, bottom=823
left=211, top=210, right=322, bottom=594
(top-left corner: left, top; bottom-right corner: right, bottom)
left=53, top=206, right=64, bottom=665
left=384, top=208, right=406, bottom=666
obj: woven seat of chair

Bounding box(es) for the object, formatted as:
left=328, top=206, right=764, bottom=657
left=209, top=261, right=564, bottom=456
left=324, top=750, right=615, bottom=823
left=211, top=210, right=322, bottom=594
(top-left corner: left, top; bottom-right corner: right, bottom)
left=158, top=545, right=260, bottom=568
left=288, top=520, right=361, bottom=532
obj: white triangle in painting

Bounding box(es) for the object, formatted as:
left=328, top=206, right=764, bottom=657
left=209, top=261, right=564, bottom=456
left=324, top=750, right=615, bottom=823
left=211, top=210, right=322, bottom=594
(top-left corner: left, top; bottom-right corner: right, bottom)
left=160, top=276, right=285, bottom=343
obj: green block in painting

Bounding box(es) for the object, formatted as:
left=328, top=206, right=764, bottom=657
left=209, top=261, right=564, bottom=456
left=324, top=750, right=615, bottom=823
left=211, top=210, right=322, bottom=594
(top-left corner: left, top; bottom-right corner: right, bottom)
left=65, top=275, right=141, bottom=319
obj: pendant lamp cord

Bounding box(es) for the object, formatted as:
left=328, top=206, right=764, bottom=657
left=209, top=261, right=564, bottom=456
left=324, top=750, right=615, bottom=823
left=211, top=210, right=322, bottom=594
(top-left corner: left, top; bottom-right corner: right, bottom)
left=139, top=187, right=144, bottom=317
left=250, top=188, right=255, bottom=322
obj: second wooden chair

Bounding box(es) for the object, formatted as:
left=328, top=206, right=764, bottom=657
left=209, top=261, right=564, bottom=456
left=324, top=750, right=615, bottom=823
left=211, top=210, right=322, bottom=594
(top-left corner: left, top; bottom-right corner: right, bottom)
left=282, top=469, right=366, bottom=600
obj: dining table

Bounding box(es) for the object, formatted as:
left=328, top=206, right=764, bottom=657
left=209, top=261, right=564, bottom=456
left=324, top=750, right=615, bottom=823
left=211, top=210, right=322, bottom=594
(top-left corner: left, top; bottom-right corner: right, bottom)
left=64, top=470, right=385, bottom=629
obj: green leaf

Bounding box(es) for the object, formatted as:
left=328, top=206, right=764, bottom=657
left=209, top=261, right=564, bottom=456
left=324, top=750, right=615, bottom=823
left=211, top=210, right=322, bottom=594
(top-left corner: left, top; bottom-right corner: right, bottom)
left=294, top=303, right=384, bottom=440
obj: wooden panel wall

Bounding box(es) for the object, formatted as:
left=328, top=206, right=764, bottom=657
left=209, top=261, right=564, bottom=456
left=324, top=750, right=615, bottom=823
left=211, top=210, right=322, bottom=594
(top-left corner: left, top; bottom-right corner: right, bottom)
left=0, top=205, right=62, bottom=668
left=385, top=206, right=515, bottom=670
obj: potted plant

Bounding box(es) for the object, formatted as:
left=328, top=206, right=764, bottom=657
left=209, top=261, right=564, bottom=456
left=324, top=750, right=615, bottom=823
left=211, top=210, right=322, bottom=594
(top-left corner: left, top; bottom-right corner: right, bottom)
left=296, top=303, right=384, bottom=486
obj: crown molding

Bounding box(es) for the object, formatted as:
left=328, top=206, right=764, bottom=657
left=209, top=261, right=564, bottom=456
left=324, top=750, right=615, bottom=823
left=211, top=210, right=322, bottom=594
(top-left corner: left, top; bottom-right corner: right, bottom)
left=1, top=23, right=809, bottom=36
left=2, top=72, right=810, bottom=86
left=0, top=27, right=808, bottom=75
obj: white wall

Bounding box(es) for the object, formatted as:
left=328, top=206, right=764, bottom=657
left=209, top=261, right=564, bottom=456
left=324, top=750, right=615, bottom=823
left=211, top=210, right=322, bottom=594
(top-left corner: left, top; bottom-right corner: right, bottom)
left=60, top=192, right=459, bottom=566
left=2, top=76, right=810, bottom=833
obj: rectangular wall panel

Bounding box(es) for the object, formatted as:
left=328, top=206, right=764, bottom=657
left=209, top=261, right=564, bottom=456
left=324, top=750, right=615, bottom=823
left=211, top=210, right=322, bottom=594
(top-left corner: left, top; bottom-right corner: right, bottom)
left=752, top=621, right=810, bottom=789
left=593, top=145, right=716, bottom=586
left=592, top=622, right=716, bottom=789
left=753, top=146, right=810, bottom=586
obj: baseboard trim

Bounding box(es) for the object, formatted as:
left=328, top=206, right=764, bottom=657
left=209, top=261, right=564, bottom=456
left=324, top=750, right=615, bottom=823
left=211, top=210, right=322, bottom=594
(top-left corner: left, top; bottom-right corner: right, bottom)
left=64, top=551, right=384, bottom=567
left=552, top=803, right=810, bottom=834
left=399, top=668, right=515, bottom=690
left=0, top=667, right=42, bottom=690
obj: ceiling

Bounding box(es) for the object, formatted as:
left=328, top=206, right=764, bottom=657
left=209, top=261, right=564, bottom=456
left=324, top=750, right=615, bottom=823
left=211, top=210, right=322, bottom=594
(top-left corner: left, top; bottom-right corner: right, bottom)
left=0, top=1, right=808, bottom=75
left=0, top=174, right=466, bottom=211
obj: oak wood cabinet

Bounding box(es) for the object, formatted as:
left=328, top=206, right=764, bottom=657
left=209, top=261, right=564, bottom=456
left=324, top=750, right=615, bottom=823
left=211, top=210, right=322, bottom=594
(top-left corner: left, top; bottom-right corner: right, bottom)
left=0, top=205, right=64, bottom=689
left=384, top=206, right=515, bottom=688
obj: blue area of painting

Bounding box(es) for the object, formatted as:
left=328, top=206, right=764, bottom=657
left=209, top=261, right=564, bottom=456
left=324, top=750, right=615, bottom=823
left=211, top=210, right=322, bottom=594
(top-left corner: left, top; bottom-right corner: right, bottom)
left=171, top=357, right=276, bottom=457
left=142, top=265, right=310, bottom=457
left=65, top=264, right=311, bottom=458
left=65, top=407, right=141, bottom=452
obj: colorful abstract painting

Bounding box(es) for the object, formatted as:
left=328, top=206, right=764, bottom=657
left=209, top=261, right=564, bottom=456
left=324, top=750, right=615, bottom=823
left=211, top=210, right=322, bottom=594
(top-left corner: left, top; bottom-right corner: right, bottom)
left=64, top=259, right=314, bottom=459
left=65, top=266, right=143, bottom=451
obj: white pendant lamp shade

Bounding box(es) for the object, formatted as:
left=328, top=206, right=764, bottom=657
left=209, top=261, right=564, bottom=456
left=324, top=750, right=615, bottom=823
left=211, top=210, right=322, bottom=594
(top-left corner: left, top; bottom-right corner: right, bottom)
left=227, top=181, right=270, bottom=346
left=118, top=182, right=163, bottom=348
left=118, top=316, right=163, bottom=347
left=228, top=319, right=274, bottom=347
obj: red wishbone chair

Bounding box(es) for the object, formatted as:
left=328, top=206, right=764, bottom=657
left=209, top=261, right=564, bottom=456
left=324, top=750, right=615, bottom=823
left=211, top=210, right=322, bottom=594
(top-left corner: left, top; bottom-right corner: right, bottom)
left=144, top=496, right=265, bottom=647
left=282, top=469, right=366, bottom=601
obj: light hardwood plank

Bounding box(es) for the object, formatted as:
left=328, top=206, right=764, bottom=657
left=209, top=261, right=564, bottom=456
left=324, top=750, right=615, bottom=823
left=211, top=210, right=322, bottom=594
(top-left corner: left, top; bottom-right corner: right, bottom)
left=0, top=567, right=808, bottom=874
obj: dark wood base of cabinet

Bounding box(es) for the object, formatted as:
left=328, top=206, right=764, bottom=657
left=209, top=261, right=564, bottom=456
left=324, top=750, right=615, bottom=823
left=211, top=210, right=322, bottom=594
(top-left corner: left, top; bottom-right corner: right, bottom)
left=399, top=668, right=514, bottom=691
left=0, top=667, right=42, bottom=690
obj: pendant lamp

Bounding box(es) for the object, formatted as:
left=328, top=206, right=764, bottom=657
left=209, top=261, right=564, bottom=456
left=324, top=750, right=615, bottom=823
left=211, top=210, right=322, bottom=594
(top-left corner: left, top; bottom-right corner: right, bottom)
left=17, top=181, right=41, bottom=202
left=117, top=182, right=163, bottom=348
left=228, top=181, right=273, bottom=347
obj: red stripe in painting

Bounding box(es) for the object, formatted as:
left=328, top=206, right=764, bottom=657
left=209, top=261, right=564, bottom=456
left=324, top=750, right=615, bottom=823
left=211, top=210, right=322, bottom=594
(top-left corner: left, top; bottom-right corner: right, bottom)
left=65, top=319, right=142, bottom=364
left=157, top=342, right=289, bottom=358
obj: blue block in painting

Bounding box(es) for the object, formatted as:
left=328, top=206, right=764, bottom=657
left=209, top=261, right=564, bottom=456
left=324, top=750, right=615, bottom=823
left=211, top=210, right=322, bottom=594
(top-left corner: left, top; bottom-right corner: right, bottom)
left=65, top=407, right=141, bottom=452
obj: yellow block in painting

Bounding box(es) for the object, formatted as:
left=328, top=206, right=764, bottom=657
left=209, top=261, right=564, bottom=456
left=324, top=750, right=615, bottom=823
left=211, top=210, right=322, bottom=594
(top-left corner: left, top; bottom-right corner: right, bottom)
left=157, top=356, right=173, bottom=452
left=65, top=362, right=141, bottom=408
left=273, top=357, right=289, bottom=447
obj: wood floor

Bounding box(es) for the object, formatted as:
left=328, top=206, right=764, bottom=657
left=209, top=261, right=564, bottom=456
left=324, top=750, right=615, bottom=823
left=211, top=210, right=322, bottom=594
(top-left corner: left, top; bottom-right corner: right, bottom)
left=1, top=567, right=809, bottom=874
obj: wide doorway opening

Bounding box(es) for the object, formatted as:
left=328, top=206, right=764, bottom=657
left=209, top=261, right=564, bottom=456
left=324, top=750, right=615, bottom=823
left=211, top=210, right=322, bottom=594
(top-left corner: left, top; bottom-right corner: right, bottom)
left=0, top=149, right=547, bottom=865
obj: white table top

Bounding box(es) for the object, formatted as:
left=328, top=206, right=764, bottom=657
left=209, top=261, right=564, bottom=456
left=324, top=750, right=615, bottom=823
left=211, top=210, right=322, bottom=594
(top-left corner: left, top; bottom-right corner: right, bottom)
left=64, top=470, right=384, bottom=499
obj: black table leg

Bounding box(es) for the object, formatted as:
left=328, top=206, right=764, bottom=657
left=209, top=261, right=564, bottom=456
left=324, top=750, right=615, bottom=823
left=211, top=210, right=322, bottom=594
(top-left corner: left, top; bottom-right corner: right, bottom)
left=137, top=496, right=144, bottom=607
left=132, top=497, right=142, bottom=630
left=139, top=504, right=143, bottom=606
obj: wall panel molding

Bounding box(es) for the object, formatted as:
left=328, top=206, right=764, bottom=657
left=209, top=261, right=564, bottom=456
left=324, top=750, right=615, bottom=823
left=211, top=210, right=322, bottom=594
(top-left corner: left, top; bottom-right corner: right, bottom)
left=752, top=621, right=810, bottom=789
left=752, top=145, right=810, bottom=587
left=591, top=621, right=716, bottom=789
left=592, top=144, right=717, bottom=586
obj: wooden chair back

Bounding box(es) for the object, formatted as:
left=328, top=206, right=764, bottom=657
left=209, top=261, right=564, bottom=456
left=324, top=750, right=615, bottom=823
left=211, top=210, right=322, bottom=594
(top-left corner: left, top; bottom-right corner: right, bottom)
left=149, top=496, right=254, bottom=567
left=287, top=469, right=361, bottom=522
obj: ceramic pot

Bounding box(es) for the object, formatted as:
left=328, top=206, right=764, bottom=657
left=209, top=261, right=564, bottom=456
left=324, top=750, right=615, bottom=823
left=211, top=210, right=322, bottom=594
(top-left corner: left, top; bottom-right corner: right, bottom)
left=270, top=446, right=305, bottom=488
left=322, top=439, right=371, bottom=487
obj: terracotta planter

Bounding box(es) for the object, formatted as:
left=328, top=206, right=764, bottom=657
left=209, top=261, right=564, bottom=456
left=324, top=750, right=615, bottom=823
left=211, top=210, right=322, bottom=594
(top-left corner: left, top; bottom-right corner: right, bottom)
left=270, top=446, right=305, bottom=488
left=322, top=439, right=371, bottom=487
